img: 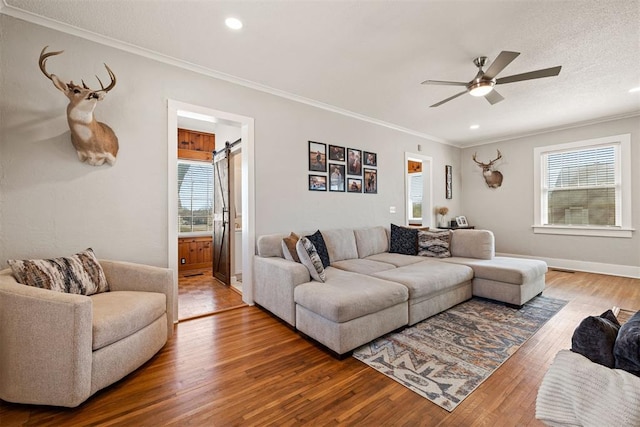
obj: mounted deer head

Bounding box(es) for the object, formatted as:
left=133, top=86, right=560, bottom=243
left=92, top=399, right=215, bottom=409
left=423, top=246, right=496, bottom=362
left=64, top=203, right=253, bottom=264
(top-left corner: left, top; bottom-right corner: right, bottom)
left=472, top=150, right=503, bottom=188
left=39, top=46, right=119, bottom=166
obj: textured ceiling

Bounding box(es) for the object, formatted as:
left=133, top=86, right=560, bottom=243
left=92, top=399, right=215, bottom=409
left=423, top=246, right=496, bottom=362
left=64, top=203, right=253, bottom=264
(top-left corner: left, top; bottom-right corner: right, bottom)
left=3, top=0, right=639, bottom=147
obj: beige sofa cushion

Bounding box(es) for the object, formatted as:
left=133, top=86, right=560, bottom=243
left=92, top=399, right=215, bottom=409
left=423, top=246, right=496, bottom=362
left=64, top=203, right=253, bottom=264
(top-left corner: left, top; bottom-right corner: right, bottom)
left=442, top=256, right=547, bottom=285
left=91, top=291, right=166, bottom=350
left=450, top=229, right=494, bottom=260
left=373, top=260, right=474, bottom=300
left=365, top=252, right=424, bottom=267
left=294, top=268, right=408, bottom=323
left=331, top=258, right=396, bottom=275
left=354, top=226, right=389, bottom=258
left=321, top=229, right=359, bottom=262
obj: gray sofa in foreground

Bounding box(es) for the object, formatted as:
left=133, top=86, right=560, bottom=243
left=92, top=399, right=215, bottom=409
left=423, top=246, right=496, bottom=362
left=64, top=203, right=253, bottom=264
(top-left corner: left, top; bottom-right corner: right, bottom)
left=255, top=227, right=547, bottom=356
left=0, top=260, right=174, bottom=407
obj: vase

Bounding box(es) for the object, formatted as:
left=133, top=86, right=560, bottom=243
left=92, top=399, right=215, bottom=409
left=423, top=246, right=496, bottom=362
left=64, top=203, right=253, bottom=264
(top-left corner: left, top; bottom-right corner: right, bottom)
left=439, top=216, right=448, bottom=228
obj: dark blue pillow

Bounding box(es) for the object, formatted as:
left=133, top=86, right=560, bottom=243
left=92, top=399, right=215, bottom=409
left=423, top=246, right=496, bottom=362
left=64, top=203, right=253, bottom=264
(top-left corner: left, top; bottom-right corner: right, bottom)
left=614, top=310, right=640, bottom=376
left=389, top=224, right=418, bottom=256
left=306, top=230, right=330, bottom=268
left=571, top=309, right=620, bottom=368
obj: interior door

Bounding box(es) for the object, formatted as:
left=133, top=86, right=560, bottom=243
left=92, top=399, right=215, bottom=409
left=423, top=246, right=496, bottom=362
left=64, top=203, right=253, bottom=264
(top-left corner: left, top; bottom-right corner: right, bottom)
left=213, top=143, right=231, bottom=285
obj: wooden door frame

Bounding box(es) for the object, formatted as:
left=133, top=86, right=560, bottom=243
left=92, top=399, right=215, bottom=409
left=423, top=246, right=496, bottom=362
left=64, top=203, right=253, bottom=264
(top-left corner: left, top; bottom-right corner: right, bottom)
left=168, top=100, right=255, bottom=323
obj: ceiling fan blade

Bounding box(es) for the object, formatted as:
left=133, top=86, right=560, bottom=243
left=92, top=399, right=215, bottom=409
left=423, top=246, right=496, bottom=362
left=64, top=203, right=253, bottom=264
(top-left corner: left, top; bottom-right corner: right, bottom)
left=485, top=89, right=504, bottom=105
left=496, top=66, right=562, bottom=84
left=430, top=90, right=467, bottom=107
left=421, top=79, right=467, bottom=86
left=483, top=51, right=520, bottom=79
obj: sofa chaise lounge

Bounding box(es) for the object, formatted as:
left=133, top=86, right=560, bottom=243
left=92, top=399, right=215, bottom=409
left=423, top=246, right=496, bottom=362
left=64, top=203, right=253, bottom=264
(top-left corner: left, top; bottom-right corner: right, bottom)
left=254, top=226, right=547, bottom=356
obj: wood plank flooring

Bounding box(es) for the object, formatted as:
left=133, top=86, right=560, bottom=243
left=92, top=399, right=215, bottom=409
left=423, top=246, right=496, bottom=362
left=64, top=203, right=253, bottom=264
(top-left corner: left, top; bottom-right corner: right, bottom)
left=178, top=267, right=245, bottom=320
left=2, top=270, right=639, bottom=426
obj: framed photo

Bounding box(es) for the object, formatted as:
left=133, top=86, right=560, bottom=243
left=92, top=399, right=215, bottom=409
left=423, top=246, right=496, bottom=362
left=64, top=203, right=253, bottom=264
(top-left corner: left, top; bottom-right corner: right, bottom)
left=456, top=216, right=468, bottom=227
left=363, top=168, right=377, bottom=194
left=347, top=148, right=362, bottom=175
left=364, top=151, right=377, bottom=167
left=445, top=165, right=452, bottom=199
left=329, top=163, right=345, bottom=192
left=308, top=175, right=327, bottom=191
left=308, top=141, right=327, bottom=172
left=329, top=145, right=345, bottom=162
left=347, top=178, right=362, bottom=193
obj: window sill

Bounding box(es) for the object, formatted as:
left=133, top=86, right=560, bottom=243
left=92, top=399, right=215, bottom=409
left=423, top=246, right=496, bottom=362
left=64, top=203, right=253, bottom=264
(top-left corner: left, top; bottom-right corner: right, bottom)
left=532, top=225, right=634, bottom=238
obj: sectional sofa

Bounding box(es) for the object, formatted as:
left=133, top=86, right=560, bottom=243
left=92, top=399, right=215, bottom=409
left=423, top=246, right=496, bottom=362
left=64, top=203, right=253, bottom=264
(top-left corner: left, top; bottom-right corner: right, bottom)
left=254, top=226, right=547, bottom=356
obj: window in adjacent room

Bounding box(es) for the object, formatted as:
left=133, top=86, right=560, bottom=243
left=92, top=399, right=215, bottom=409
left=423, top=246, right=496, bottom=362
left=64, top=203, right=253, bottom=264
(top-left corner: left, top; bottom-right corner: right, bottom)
left=178, top=160, right=213, bottom=234
left=533, top=133, right=632, bottom=237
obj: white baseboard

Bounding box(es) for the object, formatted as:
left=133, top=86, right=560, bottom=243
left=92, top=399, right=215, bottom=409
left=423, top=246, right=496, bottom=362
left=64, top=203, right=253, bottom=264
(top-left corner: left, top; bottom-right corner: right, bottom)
left=496, top=252, right=640, bottom=279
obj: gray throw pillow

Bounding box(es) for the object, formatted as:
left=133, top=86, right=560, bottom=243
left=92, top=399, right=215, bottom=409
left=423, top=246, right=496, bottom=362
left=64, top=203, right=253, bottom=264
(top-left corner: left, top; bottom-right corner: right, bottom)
left=418, top=230, right=452, bottom=258
left=296, top=237, right=326, bottom=282
left=571, top=309, right=621, bottom=368
left=614, top=310, right=640, bottom=376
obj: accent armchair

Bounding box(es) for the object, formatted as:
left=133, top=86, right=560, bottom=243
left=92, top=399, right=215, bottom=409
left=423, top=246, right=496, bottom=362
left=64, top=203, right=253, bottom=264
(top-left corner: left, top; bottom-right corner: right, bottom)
left=0, top=260, right=174, bottom=407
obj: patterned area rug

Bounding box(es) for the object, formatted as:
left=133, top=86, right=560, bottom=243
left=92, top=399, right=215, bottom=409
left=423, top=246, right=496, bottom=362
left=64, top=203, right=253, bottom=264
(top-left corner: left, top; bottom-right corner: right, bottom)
left=353, top=295, right=567, bottom=412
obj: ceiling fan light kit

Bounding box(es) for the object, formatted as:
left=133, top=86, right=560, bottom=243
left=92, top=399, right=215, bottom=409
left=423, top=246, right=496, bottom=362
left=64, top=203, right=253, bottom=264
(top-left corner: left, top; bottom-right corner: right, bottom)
left=422, top=51, right=562, bottom=107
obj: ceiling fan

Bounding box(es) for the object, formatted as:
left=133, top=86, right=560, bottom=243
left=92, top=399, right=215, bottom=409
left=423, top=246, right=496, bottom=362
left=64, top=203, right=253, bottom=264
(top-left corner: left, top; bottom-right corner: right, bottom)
left=421, top=51, right=561, bottom=107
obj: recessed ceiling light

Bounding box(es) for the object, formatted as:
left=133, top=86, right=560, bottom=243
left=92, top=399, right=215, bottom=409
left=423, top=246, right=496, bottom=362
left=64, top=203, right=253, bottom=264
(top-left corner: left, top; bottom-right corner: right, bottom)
left=470, top=124, right=480, bottom=130
left=629, top=86, right=640, bottom=93
left=225, top=17, right=243, bottom=30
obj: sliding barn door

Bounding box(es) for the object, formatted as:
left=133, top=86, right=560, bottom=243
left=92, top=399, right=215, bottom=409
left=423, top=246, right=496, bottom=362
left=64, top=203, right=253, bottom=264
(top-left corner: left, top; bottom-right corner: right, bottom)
left=212, top=144, right=231, bottom=285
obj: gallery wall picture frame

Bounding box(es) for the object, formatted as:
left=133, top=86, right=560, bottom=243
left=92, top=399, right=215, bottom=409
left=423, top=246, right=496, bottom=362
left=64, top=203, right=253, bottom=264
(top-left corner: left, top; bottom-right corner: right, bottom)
left=309, top=141, right=327, bottom=172
left=329, top=145, right=345, bottom=162
left=446, top=165, right=453, bottom=199
left=347, top=178, right=362, bottom=193
left=363, top=168, right=377, bottom=194
left=347, top=148, right=362, bottom=176
left=309, top=174, right=327, bottom=191
left=329, top=163, right=346, bottom=192
left=364, top=151, right=377, bottom=167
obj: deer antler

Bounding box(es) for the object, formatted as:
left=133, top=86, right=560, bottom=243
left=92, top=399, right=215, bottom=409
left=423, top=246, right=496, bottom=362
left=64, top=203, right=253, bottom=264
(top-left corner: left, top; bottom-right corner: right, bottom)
left=473, top=150, right=502, bottom=167
left=472, top=152, right=486, bottom=167
left=488, top=149, right=502, bottom=166
left=38, top=45, right=116, bottom=92
left=38, top=45, right=64, bottom=81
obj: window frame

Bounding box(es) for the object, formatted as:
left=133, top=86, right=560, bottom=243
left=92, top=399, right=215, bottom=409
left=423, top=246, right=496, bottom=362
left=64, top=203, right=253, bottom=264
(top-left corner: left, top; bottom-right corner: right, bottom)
left=178, top=158, right=214, bottom=237
left=533, top=133, right=633, bottom=238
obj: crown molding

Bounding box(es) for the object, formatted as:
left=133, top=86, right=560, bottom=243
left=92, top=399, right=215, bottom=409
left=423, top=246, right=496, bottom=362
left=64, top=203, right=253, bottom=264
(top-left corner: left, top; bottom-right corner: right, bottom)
left=0, top=3, right=449, bottom=146
left=463, top=110, right=640, bottom=149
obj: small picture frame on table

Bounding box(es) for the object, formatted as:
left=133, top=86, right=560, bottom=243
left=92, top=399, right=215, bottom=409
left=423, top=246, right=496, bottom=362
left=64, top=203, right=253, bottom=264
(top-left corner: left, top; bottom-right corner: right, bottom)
left=309, top=175, right=327, bottom=191
left=455, top=216, right=468, bottom=227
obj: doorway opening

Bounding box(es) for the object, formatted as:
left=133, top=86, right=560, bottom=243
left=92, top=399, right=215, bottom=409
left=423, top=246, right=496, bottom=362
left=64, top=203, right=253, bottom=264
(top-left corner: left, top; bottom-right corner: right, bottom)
left=168, top=100, right=255, bottom=323
left=405, top=152, right=433, bottom=228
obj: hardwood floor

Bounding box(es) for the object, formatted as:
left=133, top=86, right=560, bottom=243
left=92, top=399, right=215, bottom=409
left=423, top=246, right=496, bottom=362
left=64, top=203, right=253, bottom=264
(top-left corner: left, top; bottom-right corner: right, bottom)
left=178, top=267, right=246, bottom=320
left=2, top=271, right=639, bottom=426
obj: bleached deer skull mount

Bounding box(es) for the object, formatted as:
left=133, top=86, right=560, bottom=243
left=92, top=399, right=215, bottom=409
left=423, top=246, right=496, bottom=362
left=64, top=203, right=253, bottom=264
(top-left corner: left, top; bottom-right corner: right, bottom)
left=472, top=150, right=504, bottom=188
left=39, top=46, right=119, bottom=166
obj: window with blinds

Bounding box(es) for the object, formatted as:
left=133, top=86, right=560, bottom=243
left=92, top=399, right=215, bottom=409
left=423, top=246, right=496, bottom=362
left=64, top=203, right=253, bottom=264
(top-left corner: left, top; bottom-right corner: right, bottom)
left=178, top=161, right=213, bottom=233
left=542, top=144, right=619, bottom=226
left=408, top=173, right=423, bottom=221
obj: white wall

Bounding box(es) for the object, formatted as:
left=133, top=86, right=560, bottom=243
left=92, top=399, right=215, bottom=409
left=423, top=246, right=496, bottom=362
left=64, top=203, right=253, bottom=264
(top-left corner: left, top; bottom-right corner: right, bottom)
left=0, top=16, right=461, bottom=268
left=461, top=116, right=640, bottom=276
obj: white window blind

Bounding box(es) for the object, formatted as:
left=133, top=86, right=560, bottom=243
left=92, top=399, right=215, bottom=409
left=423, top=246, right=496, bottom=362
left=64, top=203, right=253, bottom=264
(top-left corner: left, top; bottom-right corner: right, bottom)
left=408, top=173, right=423, bottom=220
left=178, top=161, right=213, bottom=233
left=543, top=145, right=618, bottom=226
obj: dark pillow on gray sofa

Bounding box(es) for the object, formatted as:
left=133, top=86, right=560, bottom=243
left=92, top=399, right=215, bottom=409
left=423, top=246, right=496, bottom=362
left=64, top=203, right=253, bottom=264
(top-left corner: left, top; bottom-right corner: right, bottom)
left=306, top=230, right=330, bottom=268
left=389, top=224, right=418, bottom=256
left=614, top=310, right=640, bottom=376
left=571, top=309, right=621, bottom=368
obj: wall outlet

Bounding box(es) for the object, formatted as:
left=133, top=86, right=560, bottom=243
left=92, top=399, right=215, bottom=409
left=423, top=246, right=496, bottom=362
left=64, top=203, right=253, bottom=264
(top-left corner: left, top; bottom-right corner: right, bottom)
left=180, top=258, right=186, bottom=264
left=389, top=206, right=396, bottom=214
